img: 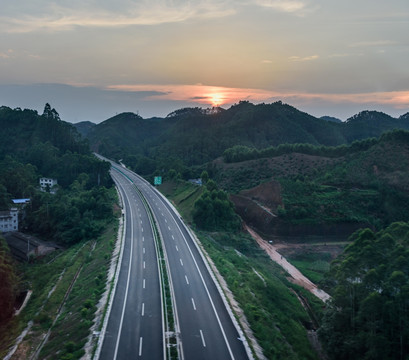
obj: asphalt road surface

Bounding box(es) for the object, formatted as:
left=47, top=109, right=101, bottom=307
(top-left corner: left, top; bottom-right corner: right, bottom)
left=99, top=169, right=165, bottom=360
left=97, top=155, right=250, bottom=359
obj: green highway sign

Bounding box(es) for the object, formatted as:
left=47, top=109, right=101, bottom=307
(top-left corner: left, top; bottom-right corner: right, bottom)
left=154, top=176, right=162, bottom=185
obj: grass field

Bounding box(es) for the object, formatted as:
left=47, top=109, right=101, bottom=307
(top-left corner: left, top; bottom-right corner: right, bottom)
left=0, top=208, right=119, bottom=359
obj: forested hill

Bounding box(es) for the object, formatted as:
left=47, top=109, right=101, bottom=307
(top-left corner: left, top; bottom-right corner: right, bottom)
left=74, top=120, right=96, bottom=138
left=0, top=104, right=113, bottom=244
left=85, top=101, right=409, bottom=167
left=86, top=112, right=169, bottom=160
left=0, top=104, right=88, bottom=156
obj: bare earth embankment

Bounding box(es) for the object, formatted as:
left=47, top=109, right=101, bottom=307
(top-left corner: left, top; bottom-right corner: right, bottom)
left=245, top=225, right=331, bottom=302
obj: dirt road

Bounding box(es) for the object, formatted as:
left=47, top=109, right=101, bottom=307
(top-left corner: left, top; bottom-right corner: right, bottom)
left=245, top=225, right=331, bottom=302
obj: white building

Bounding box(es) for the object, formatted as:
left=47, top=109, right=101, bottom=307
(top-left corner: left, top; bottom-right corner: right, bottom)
left=40, top=178, right=58, bottom=193
left=0, top=208, right=18, bottom=232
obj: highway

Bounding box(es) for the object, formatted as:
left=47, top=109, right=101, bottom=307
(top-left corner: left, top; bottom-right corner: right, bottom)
left=103, top=161, right=250, bottom=360
left=98, top=169, right=165, bottom=360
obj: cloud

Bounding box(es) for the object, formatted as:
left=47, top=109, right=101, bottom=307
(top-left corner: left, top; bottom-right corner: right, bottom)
left=190, top=96, right=209, bottom=100
left=289, top=55, right=319, bottom=61
left=328, top=53, right=352, bottom=58
left=0, top=1, right=236, bottom=33
left=105, top=83, right=409, bottom=110
left=254, top=0, right=316, bottom=15
left=106, top=83, right=275, bottom=106
left=0, top=49, right=13, bottom=59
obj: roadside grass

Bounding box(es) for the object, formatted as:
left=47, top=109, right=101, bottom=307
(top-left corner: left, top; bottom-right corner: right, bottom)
left=38, top=223, right=117, bottom=359
left=0, top=190, right=119, bottom=360
left=199, top=232, right=319, bottom=359
left=159, top=180, right=203, bottom=224
left=286, top=252, right=332, bottom=284
left=288, top=259, right=330, bottom=284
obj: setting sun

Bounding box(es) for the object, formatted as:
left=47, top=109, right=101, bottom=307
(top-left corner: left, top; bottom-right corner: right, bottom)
left=209, top=93, right=225, bottom=107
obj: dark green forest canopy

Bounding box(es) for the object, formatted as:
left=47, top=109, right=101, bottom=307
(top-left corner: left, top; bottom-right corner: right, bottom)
left=0, top=105, right=114, bottom=244
left=84, top=101, right=409, bottom=173
left=192, top=180, right=241, bottom=231
left=319, top=222, right=409, bottom=360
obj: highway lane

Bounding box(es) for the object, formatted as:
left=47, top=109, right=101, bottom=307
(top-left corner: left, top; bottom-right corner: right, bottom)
left=112, top=164, right=250, bottom=360
left=98, top=169, right=165, bottom=360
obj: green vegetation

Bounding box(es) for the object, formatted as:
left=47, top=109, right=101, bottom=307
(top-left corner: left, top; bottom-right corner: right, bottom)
left=38, top=221, right=118, bottom=360
left=277, top=180, right=400, bottom=227
left=222, top=137, right=378, bottom=163
left=0, top=237, right=18, bottom=323
left=0, top=104, right=116, bottom=355
left=216, top=130, right=409, bottom=232
left=85, top=102, right=409, bottom=178
left=0, top=105, right=114, bottom=243
left=200, top=232, right=319, bottom=359
left=0, top=218, right=119, bottom=359
left=287, top=252, right=332, bottom=283
left=319, top=222, right=409, bottom=359
left=159, top=180, right=203, bottom=224
left=25, top=183, right=114, bottom=245
left=193, top=180, right=241, bottom=231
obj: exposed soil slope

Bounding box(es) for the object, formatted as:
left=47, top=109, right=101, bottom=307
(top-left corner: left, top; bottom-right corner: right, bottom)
left=246, top=225, right=330, bottom=302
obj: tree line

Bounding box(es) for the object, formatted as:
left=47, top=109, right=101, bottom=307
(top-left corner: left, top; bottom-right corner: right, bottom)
left=223, top=130, right=409, bottom=163
left=319, top=222, right=409, bottom=359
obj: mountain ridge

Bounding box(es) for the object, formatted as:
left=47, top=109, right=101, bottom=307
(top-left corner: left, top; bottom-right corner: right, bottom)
left=81, top=101, right=409, bottom=169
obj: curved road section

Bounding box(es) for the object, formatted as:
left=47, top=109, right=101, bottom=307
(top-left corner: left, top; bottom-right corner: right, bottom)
left=99, top=169, right=165, bottom=360
left=104, top=160, right=250, bottom=360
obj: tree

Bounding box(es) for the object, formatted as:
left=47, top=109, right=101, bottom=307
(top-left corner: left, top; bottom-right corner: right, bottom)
left=319, top=222, right=409, bottom=359
left=200, top=170, right=209, bottom=184
left=193, top=189, right=240, bottom=231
